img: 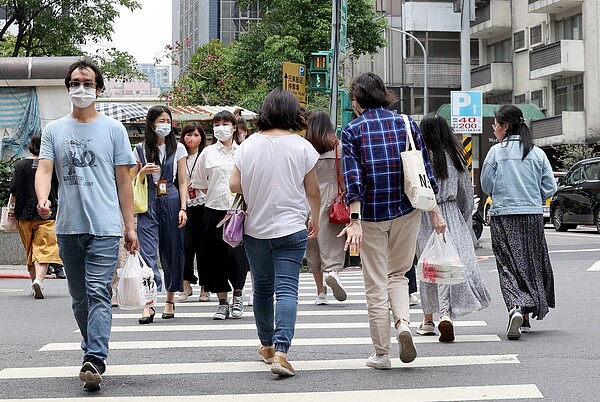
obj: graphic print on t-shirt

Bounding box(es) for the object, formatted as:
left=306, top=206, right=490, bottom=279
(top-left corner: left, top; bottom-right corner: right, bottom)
left=60, top=138, right=97, bottom=185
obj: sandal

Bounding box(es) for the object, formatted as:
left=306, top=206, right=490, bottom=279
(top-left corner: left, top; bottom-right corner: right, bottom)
left=138, top=307, right=155, bottom=324
left=162, top=301, right=175, bottom=319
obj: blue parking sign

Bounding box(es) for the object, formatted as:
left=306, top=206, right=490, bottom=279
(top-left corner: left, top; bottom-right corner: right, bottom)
left=451, top=91, right=482, bottom=133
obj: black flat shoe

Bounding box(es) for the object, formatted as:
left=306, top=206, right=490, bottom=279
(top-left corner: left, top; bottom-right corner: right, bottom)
left=162, top=301, right=175, bottom=319
left=138, top=307, right=155, bottom=324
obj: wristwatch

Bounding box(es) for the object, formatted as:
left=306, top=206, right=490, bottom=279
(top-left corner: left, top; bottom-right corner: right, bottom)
left=350, top=212, right=361, bottom=221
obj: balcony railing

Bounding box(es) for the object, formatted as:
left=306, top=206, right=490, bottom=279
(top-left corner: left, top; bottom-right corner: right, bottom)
left=529, top=40, right=585, bottom=80
left=528, top=0, right=583, bottom=14
left=531, top=112, right=586, bottom=146
left=471, top=62, right=513, bottom=94
left=470, top=0, right=511, bottom=39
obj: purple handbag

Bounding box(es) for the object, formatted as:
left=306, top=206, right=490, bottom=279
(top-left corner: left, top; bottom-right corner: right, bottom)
left=216, top=194, right=246, bottom=248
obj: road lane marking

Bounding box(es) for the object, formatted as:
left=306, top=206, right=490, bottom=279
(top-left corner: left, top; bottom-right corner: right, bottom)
left=0, top=384, right=543, bottom=401
left=39, top=335, right=501, bottom=351
left=150, top=299, right=370, bottom=306
left=587, top=261, right=600, bottom=271
left=0, top=289, right=23, bottom=293
left=0, top=354, right=519, bottom=379
left=112, top=309, right=424, bottom=319
left=79, top=321, right=487, bottom=333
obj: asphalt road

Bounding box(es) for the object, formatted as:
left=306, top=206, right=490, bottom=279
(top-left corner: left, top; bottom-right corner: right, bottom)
left=0, top=225, right=599, bottom=401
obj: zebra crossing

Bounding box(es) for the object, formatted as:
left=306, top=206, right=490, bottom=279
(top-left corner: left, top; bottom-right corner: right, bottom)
left=0, top=271, right=544, bottom=401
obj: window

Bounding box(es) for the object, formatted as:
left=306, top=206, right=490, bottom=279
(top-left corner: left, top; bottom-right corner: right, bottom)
left=515, top=94, right=526, bottom=104
left=531, top=89, right=544, bottom=110
left=555, top=14, right=583, bottom=41
left=405, top=31, right=461, bottom=59
left=583, top=163, right=600, bottom=181
left=530, top=24, right=543, bottom=46
left=513, top=30, right=526, bottom=51
left=553, top=74, right=584, bottom=114
left=486, top=38, right=512, bottom=63
left=566, top=166, right=582, bottom=185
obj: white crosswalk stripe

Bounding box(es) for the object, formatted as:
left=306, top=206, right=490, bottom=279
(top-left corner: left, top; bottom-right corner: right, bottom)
left=1, top=271, right=543, bottom=400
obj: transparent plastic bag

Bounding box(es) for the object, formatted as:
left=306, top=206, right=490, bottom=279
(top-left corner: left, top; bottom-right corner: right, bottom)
left=417, top=231, right=465, bottom=285
left=116, top=251, right=157, bottom=310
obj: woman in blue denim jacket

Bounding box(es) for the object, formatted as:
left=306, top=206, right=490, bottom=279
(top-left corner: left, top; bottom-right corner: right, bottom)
left=481, top=104, right=557, bottom=340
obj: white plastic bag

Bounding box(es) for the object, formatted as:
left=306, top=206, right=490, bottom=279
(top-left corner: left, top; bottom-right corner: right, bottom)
left=417, top=231, right=465, bottom=285
left=116, top=251, right=157, bottom=310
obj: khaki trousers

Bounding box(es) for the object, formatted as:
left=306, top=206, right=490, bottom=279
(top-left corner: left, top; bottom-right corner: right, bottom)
left=361, top=210, right=421, bottom=355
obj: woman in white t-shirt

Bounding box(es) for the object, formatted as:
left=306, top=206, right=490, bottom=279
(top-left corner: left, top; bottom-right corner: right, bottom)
left=230, top=89, right=321, bottom=378
left=193, top=110, right=250, bottom=321
left=132, top=106, right=188, bottom=324
left=177, top=121, right=208, bottom=302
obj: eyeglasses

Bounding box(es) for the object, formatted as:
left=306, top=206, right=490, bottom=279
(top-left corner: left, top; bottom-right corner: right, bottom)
left=69, top=81, right=96, bottom=89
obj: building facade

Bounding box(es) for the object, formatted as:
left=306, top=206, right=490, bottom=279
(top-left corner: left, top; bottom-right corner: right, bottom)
left=470, top=0, right=598, bottom=147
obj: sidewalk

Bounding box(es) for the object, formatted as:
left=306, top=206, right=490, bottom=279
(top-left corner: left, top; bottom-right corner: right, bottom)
left=0, top=265, right=30, bottom=279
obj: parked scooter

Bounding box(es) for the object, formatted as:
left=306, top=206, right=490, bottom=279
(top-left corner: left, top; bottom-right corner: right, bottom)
left=472, top=196, right=485, bottom=240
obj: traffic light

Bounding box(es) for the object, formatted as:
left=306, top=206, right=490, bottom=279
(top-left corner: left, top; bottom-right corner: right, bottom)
left=309, top=51, right=331, bottom=91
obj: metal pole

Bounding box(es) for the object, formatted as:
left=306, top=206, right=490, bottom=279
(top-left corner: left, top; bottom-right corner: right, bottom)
left=389, top=27, right=428, bottom=115
left=329, top=0, right=340, bottom=128
left=460, top=0, right=472, bottom=90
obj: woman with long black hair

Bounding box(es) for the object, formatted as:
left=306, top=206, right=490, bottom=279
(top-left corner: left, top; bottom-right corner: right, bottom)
left=481, top=104, right=556, bottom=339
left=415, top=113, right=490, bottom=342
left=132, top=105, right=188, bottom=324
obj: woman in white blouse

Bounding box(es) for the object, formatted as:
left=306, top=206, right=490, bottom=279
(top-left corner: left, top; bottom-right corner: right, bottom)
left=230, top=89, right=321, bottom=377
left=193, top=110, right=249, bottom=320
left=132, top=106, right=188, bottom=324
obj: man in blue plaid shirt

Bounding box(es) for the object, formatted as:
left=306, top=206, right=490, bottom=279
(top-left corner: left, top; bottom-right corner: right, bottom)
left=339, top=72, right=446, bottom=370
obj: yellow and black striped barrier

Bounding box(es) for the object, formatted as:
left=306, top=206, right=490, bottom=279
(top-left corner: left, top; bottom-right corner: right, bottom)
left=462, top=135, right=472, bottom=177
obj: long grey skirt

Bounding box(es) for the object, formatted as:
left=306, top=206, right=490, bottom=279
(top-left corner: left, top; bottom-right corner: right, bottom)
left=417, top=200, right=491, bottom=320
left=490, top=214, right=555, bottom=319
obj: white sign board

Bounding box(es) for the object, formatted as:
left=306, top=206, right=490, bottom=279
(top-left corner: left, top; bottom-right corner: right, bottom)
left=451, top=91, right=482, bottom=133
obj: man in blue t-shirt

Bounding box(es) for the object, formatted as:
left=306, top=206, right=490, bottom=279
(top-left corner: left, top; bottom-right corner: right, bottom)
left=35, top=59, right=138, bottom=392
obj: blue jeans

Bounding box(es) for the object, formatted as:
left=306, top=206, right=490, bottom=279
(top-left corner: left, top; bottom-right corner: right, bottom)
left=57, top=234, right=120, bottom=362
left=243, top=229, right=307, bottom=353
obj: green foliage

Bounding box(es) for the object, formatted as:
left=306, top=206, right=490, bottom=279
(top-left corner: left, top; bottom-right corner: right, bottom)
left=91, top=47, right=147, bottom=82
left=0, top=1, right=141, bottom=57
left=236, top=0, right=386, bottom=58
left=0, top=156, right=17, bottom=207
left=165, top=0, right=385, bottom=112
left=168, top=39, right=241, bottom=106
left=553, top=143, right=600, bottom=172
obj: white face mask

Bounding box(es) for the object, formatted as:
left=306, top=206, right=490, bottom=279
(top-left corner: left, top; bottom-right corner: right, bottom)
left=154, top=123, right=172, bottom=138
left=69, top=86, right=97, bottom=109
left=213, top=125, right=233, bottom=142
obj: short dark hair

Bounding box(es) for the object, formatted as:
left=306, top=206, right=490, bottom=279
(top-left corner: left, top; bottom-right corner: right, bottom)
left=27, top=133, right=42, bottom=156
left=180, top=121, right=207, bottom=154
left=256, top=89, right=306, bottom=132
left=305, top=110, right=337, bottom=154
left=64, top=59, right=104, bottom=91
left=348, top=72, right=397, bottom=110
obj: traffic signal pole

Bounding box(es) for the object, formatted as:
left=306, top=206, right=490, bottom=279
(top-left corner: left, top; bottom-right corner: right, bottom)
left=329, top=0, right=340, bottom=128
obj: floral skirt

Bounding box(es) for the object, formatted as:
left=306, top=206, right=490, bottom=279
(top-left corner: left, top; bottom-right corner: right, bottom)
left=490, top=214, right=555, bottom=319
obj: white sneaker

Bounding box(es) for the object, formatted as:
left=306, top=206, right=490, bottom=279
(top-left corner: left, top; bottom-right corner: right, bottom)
left=315, top=292, right=328, bottom=305
left=397, top=323, right=417, bottom=363
left=366, top=353, right=391, bottom=370
left=408, top=293, right=420, bottom=306
left=325, top=272, right=347, bottom=301
left=31, top=279, right=44, bottom=299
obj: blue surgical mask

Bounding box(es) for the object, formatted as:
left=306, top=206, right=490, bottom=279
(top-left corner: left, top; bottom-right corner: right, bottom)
left=155, top=123, right=172, bottom=138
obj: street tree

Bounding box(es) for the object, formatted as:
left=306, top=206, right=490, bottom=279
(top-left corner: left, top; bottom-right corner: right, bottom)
left=0, top=0, right=143, bottom=79
left=236, top=0, right=387, bottom=59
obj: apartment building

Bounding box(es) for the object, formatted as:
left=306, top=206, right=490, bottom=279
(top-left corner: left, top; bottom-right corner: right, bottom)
left=172, top=0, right=260, bottom=78
left=470, top=0, right=597, bottom=147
